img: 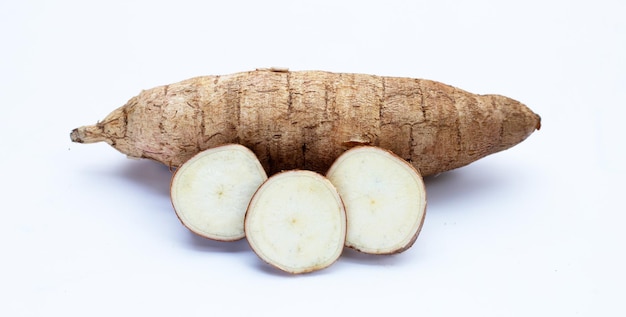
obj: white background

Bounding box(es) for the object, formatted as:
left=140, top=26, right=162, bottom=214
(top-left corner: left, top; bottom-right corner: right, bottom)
left=2, top=1, right=624, bottom=316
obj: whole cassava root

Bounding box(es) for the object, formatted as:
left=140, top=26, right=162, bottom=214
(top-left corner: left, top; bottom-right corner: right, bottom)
left=70, top=68, right=541, bottom=176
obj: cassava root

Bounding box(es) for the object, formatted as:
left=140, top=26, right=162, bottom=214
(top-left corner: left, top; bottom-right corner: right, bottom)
left=70, top=68, right=540, bottom=176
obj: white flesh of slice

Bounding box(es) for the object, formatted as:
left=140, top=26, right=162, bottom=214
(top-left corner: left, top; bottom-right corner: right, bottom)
left=245, top=171, right=346, bottom=274
left=326, top=146, right=426, bottom=254
left=170, top=144, right=267, bottom=241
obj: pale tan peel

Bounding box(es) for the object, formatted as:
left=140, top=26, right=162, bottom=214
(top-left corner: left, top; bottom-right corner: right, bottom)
left=70, top=69, right=540, bottom=176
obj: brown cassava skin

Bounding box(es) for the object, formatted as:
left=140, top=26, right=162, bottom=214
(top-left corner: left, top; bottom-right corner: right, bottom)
left=70, top=69, right=540, bottom=176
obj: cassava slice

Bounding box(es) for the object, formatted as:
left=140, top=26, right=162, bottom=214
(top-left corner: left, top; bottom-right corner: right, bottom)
left=326, top=146, right=427, bottom=254
left=245, top=170, right=346, bottom=274
left=170, top=144, right=267, bottom=241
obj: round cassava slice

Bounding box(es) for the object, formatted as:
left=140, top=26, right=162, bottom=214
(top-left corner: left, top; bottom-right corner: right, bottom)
left=326, top=146, right=427, bottom=254
left=170, top=144, right=267, bottom=241
left=245, top=170, right=346, bottom=274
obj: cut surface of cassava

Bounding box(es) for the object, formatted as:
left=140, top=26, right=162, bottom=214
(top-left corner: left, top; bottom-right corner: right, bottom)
left=245, top=170, right=346, bottom=274
left=170, top=144, right=267, bottom=241
left=326, top=146, right=426, bottom=254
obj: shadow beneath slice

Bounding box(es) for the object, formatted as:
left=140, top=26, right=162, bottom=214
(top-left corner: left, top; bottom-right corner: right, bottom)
left=185, top=231, right=252, bottom=253
left=423, top=163, right=512, bottom=211
left=112, top=159, right=174, bottom=197
left=338, top=247, right=407, bottom=266
left=252, top=256, right=343, bottom=277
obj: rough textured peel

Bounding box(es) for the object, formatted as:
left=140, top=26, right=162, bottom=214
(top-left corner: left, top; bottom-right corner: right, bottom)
left=70, top=69, right=541, bottom=176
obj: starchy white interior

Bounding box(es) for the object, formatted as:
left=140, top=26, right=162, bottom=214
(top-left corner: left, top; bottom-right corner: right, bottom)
left=326, top=146, right=426, bottom=254
left=245, top=171, right=346, bottom=274
left=170, top=144, right=267, bottom=241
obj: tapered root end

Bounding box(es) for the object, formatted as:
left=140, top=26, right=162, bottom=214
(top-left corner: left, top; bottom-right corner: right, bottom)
left=70, top=105, right=128, bottom=145
left=69, top=125, right=108, bottom=144
left=70, top=127, right=86, bottom=143
left=523, top=107, right=542, bottom=137
left=489, top=95, right=542, bottom=151
left=534, top=114, right=542, bottom=131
